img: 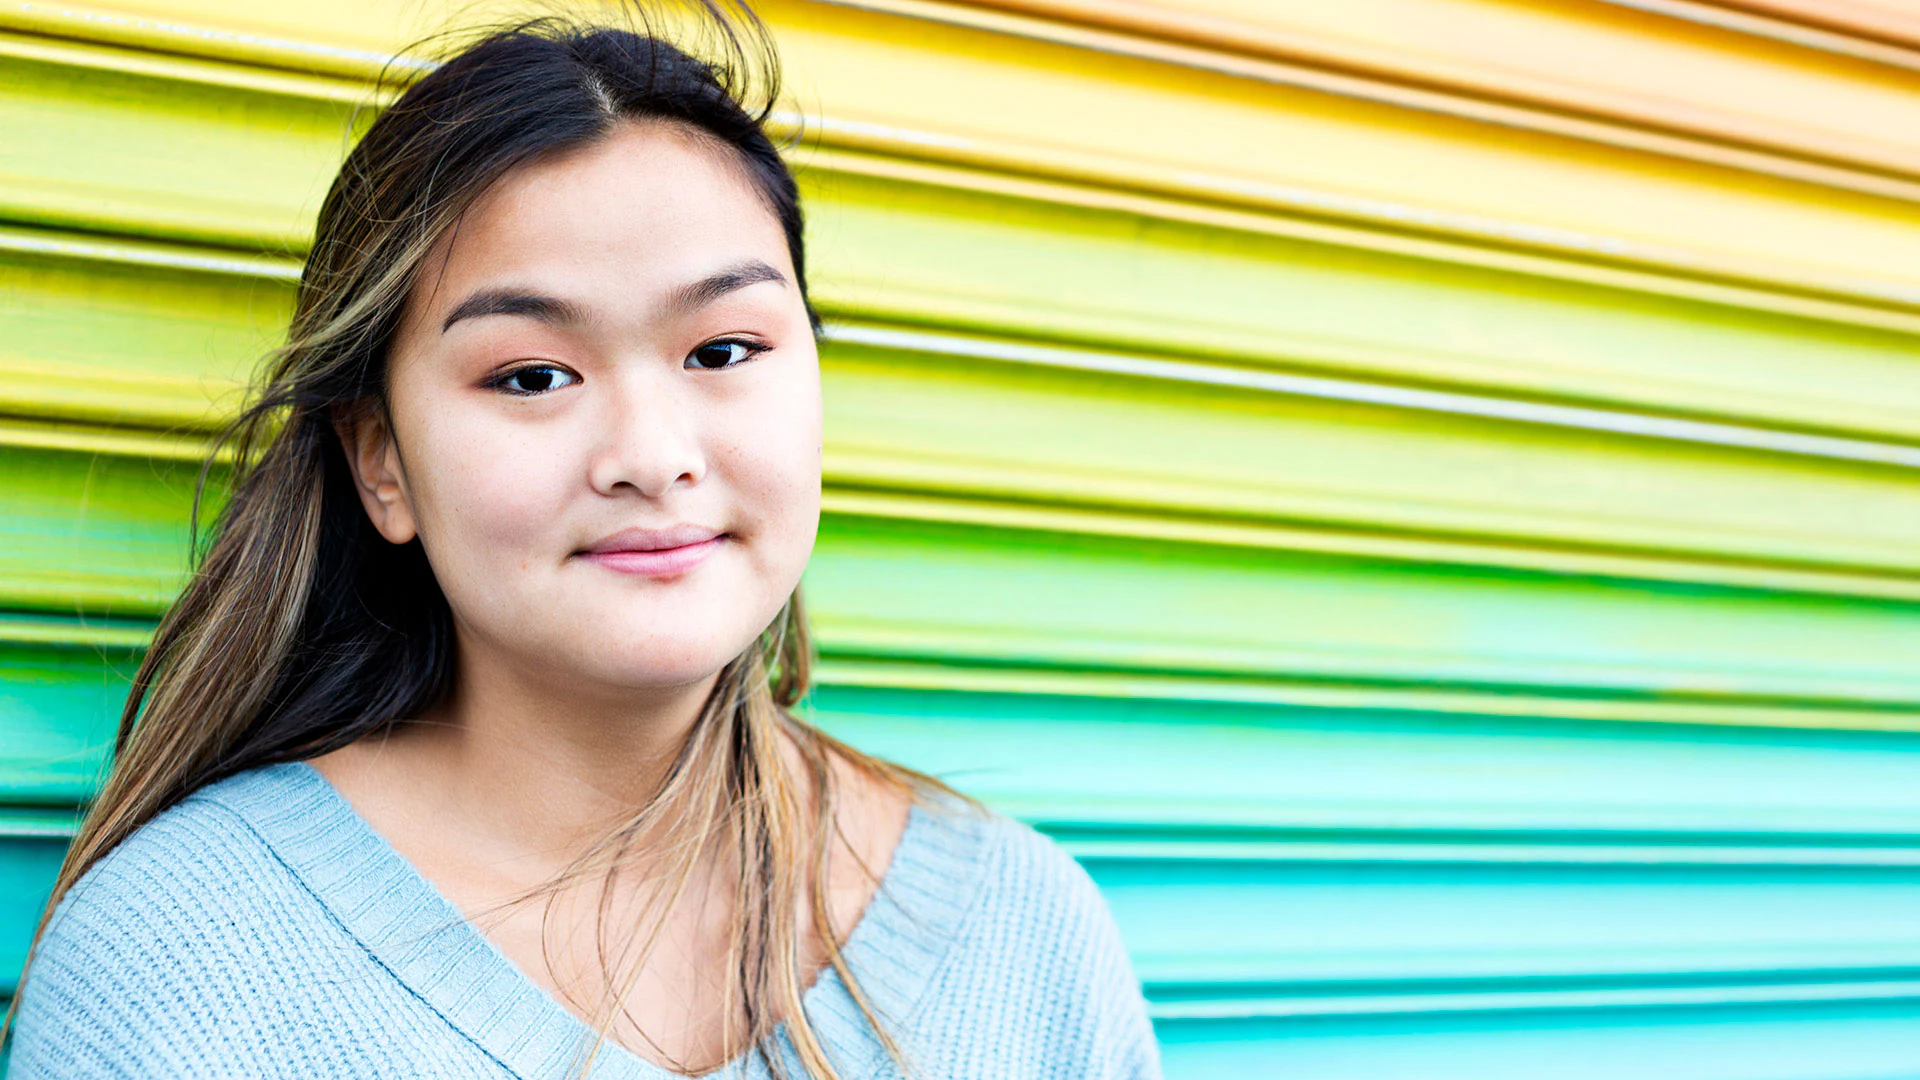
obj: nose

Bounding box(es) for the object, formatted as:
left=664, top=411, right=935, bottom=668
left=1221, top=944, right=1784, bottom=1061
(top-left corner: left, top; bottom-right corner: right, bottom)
left=586, top=368, right=706, bottom=500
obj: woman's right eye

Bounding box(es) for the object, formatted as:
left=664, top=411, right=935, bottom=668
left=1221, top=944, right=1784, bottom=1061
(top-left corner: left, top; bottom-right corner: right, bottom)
left=489, top=364, right=580, bottom=396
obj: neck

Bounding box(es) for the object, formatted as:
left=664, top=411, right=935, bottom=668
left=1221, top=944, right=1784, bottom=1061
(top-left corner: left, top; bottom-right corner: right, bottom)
left=378, top=627, right=728, bottom=878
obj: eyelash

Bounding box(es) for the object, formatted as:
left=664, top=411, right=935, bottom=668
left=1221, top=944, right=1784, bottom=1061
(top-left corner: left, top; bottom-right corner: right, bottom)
left=486, top=364, right=579, bottom=397
left=484, top=339, right=770, bottom=396
left=686, top=338, right=770, bottom=371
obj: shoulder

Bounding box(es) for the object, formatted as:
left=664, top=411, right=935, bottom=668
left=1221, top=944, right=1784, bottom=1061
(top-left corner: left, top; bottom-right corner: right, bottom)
left=9, top=766, right=324, bottom=1075
left=36, top=766, right=311, bottom=948
left=934, top=801, right=1115, bottom=936
left=973, top=806, right=1103, bottom=905
left=936, top=801, right=1125, bottom=973
left=34, top=772, right=297, bottom=954
left=897, top=795, right=1164, bottom=1078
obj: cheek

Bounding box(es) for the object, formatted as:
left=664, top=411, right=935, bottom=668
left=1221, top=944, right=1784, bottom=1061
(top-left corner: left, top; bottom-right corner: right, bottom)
left=728, top=381, right=823, bottom=554
left=405, top=408, right=570, bottom=576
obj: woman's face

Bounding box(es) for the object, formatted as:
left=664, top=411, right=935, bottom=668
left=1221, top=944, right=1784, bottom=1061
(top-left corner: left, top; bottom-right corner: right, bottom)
left=348, top=118, right=822, bottom=696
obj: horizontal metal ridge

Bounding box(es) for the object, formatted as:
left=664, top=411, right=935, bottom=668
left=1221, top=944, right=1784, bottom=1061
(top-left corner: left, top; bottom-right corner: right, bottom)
left=1146, top=976, right=1920, bottom=1020
left=823, top=322, right=1920, bottom=469
left=1057, top=833, right=1920, bottom=868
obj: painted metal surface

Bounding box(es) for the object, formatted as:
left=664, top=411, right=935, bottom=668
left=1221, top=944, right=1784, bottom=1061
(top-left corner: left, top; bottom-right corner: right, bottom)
left=1, top=0, right=1918, bottom=1075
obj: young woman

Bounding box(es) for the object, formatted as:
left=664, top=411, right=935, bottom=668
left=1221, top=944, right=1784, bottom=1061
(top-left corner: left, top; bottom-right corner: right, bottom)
left=4, top=6, right=1160, bottom=1078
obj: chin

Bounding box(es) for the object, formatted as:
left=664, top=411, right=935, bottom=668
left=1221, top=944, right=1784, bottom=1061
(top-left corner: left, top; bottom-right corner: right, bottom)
left=554, top=589, right=791, bottom=691
left=589, top=637, right=760, bottom=691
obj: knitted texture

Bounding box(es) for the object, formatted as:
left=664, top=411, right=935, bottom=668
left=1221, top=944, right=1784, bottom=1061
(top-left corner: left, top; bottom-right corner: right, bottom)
left=8, top=761, right=1163, bottom=1079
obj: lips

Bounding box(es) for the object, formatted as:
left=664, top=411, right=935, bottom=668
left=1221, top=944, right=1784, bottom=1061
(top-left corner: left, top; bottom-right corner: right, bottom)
left=576, top=525, right=728, bottom=577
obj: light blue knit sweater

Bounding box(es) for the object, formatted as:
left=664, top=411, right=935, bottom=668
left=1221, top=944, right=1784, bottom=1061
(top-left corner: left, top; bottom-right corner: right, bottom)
left=9, top=761, right=1163, bottom=1079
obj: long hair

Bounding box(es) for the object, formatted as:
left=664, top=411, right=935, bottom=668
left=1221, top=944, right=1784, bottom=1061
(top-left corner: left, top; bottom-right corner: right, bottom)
left=11, top=6, right=955, bottom=1077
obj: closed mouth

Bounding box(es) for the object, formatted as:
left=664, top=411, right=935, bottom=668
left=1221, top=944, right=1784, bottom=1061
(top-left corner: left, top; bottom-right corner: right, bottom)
left=574, top=527, right=730, bottom=577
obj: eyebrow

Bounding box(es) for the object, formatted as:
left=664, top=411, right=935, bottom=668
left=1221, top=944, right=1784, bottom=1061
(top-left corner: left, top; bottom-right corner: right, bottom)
left=440, top=260, right=789, bottom=334
left=663, top=260, right=789, bottom=317
left=441, top=290, right=587, bottom=334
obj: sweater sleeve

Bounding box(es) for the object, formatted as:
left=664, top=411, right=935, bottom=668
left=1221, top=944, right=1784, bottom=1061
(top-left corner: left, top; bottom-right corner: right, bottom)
left=1071, top=853, right=1164, bottom=1080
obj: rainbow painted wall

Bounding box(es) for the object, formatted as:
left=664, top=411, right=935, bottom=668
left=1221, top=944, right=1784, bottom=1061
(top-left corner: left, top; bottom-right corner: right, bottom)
left=4, top=0, right=1920, bottom=1075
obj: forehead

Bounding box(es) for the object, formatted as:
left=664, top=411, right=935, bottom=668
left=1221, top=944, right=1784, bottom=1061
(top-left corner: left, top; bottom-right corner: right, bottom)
left=415, top=119, right=791, bottom=310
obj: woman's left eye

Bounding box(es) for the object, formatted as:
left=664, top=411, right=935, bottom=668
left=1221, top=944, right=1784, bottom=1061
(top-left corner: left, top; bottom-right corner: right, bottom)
left=490, top=365, right=579, bottom=395
left=687, top=340, right=766, bottom=371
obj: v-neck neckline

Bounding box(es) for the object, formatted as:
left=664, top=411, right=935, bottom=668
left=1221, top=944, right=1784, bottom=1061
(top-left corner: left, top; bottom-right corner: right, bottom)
left=198, top=759, right=991, bottom=1080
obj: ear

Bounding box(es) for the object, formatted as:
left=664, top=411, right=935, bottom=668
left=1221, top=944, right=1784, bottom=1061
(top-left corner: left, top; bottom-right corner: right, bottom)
left=332, top=399, right=419, bottom=545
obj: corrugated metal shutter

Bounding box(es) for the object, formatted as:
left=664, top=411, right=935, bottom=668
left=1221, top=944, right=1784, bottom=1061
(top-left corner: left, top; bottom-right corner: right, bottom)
left=4, top=0, right=1920, bottom=1074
